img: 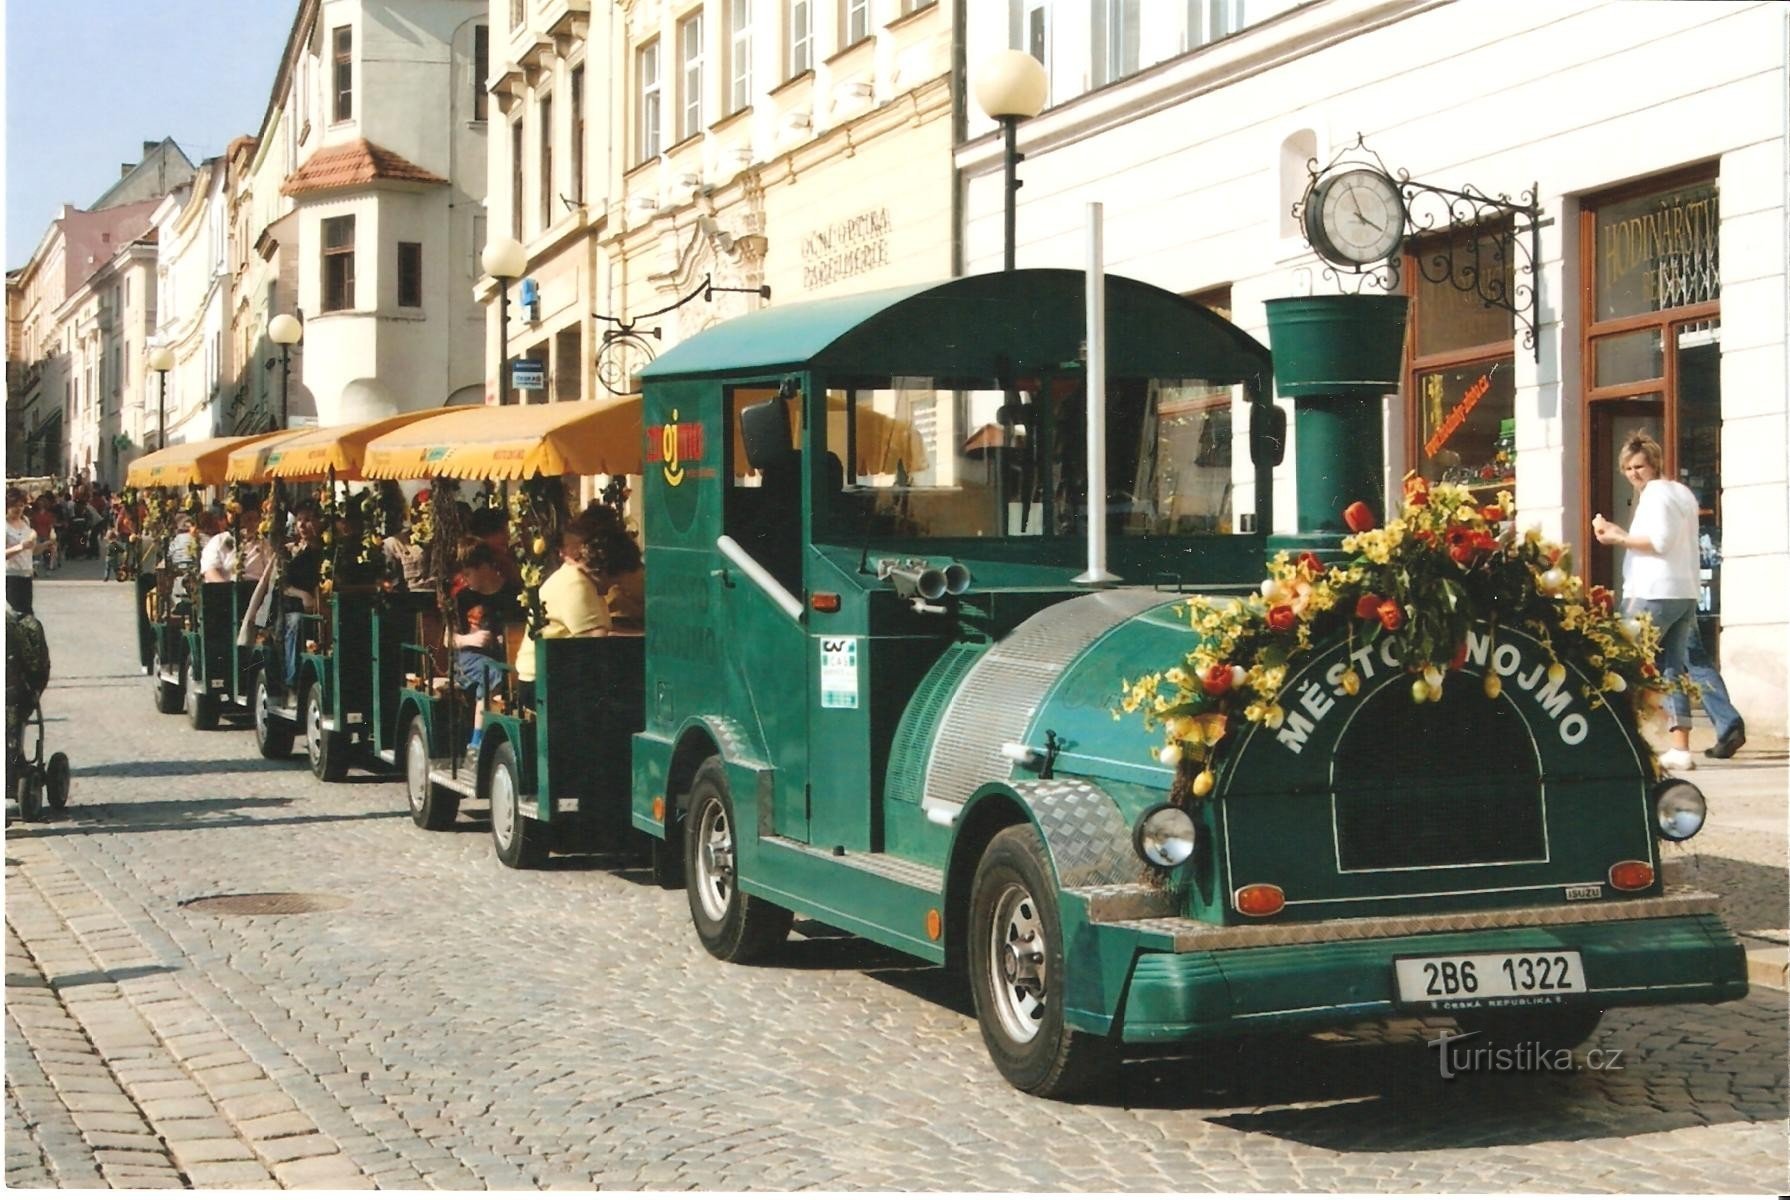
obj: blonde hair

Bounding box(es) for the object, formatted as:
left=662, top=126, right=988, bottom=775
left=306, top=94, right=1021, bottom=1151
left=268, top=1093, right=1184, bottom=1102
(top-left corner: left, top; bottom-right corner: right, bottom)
left=1620, top=430, right=1664, bottom=473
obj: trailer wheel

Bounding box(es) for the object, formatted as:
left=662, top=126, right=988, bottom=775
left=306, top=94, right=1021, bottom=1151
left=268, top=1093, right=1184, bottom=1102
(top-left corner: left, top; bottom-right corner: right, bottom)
left=303, top=683, right=348, bottom=782
left=1455, top=1007, right=1603, bottom=1053
left=685, top=758, right=791, bottom=961
left=186, top=662, right=220, bottom=731
left=151, top=645, right=182, bottom=714
left=404, top=712, right=458, bottom=830
left=15, top=770, right=43, bottom=823
left=251, top=670, right=295, bottom=759
left=968, top=824, right=1114, bottom=1097
left=489, top=740, right=547, bottom=869
left=45, top=753, right=69, bottom=811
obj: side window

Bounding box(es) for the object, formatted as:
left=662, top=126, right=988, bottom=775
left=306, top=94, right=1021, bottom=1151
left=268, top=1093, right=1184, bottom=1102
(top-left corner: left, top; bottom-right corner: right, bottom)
left=725, top=384, right=804, bottom=594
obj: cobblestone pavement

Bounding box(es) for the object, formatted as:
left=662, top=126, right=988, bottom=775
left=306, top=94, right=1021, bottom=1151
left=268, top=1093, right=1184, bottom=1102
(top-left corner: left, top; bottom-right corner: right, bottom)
left=6, top=564, right=1788, bottom=1191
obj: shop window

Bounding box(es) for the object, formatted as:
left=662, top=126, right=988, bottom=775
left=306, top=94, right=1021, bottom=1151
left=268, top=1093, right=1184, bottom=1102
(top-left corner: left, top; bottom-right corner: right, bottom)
left=1405, top=223, right=1515, bottom=500
left=322, top=215, right=356, bottom=312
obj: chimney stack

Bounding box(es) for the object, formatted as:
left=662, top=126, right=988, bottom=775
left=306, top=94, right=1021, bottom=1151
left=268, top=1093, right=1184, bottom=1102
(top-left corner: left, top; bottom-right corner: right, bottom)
left=121, top=163, right=135, bottom=178
left=142, top=140, right=158, bottom=156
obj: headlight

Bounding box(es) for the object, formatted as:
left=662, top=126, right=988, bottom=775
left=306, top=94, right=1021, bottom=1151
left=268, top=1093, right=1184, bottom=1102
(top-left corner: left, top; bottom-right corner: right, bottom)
left=1133, top=803, right=1198, bottom=868
left=1653, top=779, right=1706, bottom=842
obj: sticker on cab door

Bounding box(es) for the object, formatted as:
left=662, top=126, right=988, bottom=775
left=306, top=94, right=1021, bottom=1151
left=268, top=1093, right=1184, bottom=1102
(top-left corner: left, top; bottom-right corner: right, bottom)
left=820, top=637, right=859, bottom=709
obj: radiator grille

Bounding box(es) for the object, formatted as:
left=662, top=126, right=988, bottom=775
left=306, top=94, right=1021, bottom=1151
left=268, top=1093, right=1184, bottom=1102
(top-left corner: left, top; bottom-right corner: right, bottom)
left=1332, top=683, right=1546, bottom=872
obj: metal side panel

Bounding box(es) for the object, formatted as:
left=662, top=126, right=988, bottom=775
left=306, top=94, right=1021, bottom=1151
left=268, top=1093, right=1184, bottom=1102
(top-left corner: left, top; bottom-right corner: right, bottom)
left=923, top=590, right=1165, bottom=810
left=1011, top=777, right=1158, bottom=891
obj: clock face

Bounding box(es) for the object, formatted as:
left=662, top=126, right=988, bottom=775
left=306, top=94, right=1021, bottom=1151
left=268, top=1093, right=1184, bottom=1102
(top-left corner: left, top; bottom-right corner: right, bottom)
left=1306, top=168, right=1406, bottom=266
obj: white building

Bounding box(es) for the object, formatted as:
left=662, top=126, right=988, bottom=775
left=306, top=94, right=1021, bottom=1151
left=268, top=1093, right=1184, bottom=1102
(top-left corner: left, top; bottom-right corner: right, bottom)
left=149, top=161, right=232, bottom=447
left=958, top=0, right=1788, bottom=740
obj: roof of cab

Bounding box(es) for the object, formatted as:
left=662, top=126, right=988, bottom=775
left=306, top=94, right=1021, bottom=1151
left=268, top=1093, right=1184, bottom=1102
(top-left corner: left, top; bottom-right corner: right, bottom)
left=639, top=269, right=1270, bottom=385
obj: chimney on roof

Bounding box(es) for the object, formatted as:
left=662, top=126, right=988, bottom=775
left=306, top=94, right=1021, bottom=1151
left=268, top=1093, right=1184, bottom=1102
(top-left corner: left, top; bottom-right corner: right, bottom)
left=143, top=140, right=157, bottom=156
left=121, top=163, right=135, bottom=178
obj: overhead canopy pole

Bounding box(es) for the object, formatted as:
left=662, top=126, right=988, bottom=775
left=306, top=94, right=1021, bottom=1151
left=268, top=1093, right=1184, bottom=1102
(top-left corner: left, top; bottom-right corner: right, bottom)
left=1074, top=202, right=1119, bottom=585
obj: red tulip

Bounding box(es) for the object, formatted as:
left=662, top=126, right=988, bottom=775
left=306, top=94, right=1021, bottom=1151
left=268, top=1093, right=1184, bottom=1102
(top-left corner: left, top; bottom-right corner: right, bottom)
left=1267, top=605, right=1297, bottom=632
left=1297, top=551, right=1325, bottom=576
left=1404, top=476, right=1430, bottom=507
left=1376, top=598, right=1404, bottom=631
left=1356, top=593, right=1384, bottom=621
left=1481, top=505, right=1504, bottom=522
left=1201, top=663, right=1233, bottom=696
left=1450, top=642, right=1469, bottom=670
left=1343, top=501, right=1376, bottom=533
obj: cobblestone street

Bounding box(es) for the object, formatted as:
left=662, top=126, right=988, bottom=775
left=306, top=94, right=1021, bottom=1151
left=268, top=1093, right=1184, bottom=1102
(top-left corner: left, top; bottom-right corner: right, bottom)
left=7, top=564, right=1788, bottom=1191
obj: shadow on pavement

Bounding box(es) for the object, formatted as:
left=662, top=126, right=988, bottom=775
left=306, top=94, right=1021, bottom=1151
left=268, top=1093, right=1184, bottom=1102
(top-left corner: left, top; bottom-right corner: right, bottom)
left=10, top=963, right=180, bottom=991
left=70, top=759, right=305, bottom=778
left=15, top=797, right=409, bottom=838
left=1663, top=853, right=1790, bottom=938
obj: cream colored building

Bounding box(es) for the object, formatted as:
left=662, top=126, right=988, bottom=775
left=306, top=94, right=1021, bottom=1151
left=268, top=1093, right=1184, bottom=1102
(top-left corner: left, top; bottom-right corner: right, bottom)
left=148, top=161, right=232, bottom=447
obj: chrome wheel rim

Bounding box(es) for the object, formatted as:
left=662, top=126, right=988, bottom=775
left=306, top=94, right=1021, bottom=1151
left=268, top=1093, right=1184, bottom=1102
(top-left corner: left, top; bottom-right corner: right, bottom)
left=305, top=690, right=323, bottom=768
left=254, top=677, right=270, bottom=744
left=988, top=882, right=1047, bottom=1044
left=490, top=759, right=517, bottom=849
left=405, top=726, right=429, bottom=814
left=694, top=796, right=734, bottom=923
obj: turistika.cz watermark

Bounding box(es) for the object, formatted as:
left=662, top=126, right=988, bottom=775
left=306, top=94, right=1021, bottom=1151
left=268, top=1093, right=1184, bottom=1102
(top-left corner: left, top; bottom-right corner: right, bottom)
left=1427, top=1029, right=1625, bottom=1079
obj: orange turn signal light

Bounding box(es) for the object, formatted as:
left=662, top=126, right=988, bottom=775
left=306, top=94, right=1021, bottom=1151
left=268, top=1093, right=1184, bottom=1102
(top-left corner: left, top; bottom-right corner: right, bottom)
left=1608, top=860, right=1655, bottom=892
left=810, top=591, right=841, bottom=613
left=651, top=795, right=666, bottom=822
left=1233, top=883, right=1286, bottom=918
left=925, top=908, right=942, bottom=941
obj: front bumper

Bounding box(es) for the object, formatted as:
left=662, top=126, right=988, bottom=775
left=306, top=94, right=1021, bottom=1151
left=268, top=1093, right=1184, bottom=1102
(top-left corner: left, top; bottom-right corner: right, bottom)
left=1114, top=910, right=1747, bottom=1043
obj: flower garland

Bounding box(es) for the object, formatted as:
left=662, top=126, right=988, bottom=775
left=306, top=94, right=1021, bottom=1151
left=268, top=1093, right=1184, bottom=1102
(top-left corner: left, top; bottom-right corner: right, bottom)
left=1120, top=475, right=1681, bottom=798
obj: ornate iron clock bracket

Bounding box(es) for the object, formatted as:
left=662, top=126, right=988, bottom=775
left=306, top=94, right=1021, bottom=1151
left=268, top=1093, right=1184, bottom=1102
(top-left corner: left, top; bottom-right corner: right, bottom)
left=1293, top=134, right=1547, bottom=362
left=590, top=274, right=773, bottom=395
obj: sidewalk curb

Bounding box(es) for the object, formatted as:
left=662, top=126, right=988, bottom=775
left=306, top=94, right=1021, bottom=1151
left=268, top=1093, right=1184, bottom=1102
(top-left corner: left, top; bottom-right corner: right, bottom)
left=1743, top=941, right=1788, bottom=991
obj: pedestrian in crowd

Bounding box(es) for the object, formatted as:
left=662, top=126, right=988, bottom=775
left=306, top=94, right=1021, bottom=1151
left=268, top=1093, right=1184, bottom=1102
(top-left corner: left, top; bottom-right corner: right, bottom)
left=452, top=541, right=519, bottom=751
left=514, top=506, right=613, bottom=709
left=281, top=501, right=324, bottom=687
left=466, top=504, right=520, bottom=589
left=6, top=487, right=40, bottom=614
left=1593, top=429, right=1744, bottom=770
left=30, top=495, right=58, bottom=573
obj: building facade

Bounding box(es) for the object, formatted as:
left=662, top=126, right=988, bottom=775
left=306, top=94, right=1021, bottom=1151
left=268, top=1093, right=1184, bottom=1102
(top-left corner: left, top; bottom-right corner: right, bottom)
left=958, top=0, right=1788, bottom=739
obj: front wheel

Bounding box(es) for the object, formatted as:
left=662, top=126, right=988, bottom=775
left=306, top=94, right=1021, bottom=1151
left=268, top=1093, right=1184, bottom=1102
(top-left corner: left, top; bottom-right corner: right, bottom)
left=44, top=753, right=69, bottom=811
left=684, top=758, right=791, bottom=962
left=489, top=740, right=547, bottom=869
left=303, top=683, right=348, bottom=782
left=252, top=670, right=295, bottom=759
left=404, top=713, right=458, bottom=830
left=967, top=824, right=1115, bottom=1098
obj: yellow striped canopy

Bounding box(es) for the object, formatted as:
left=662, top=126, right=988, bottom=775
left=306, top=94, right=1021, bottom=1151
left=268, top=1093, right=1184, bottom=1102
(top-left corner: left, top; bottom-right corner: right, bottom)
left=126, top=433, right=288, bottom=488
left=223, top=429, right=315, bottom=484
left=360, top=397, right=642, bottom=481
left=259, top=409, right=443, bottom=481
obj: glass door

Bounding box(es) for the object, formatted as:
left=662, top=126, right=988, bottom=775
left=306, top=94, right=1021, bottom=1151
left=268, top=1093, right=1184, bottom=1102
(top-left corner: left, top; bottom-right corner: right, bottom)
left=1675, top=318, right=1722, bottom=657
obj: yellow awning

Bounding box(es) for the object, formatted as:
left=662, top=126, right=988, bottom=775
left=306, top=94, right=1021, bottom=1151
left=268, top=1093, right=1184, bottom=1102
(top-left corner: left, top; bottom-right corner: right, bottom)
left=223, top=429, right=315, bottom=484
left=360, top=397, right=642, bottom=480
left=126, top=433, right=289, bottom=489
left=261, top=409, right=443, bottom=481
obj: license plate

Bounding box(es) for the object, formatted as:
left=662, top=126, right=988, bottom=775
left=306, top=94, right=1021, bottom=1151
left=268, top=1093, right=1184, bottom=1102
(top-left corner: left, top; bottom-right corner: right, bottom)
left=1395, top=951, right=1586, bottom=1003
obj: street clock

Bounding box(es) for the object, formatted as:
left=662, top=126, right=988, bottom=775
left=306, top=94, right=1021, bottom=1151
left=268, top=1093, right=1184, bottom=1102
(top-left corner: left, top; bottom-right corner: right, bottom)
left=1304, top=167, right=1407, bottom=266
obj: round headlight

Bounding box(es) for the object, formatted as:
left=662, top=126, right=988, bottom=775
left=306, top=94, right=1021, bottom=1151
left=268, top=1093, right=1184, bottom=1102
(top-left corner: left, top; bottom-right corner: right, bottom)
left=1653, top=779, right=1707, bottom=842
left=1133, top=803, right=1199, bottom=869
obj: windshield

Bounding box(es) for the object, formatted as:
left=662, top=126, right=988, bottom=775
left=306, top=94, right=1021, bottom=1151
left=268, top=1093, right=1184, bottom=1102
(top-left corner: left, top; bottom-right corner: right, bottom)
left=816, top=375, right=1244, bottom=540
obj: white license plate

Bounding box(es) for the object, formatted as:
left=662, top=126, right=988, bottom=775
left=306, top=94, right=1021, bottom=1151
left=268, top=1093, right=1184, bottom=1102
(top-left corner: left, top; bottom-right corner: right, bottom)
left=1395, top=951, right=1586, bottom=1002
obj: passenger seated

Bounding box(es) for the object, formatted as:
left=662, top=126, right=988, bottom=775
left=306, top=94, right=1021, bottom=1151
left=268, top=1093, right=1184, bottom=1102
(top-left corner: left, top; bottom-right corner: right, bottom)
left=452, top=541, right=521, bottom=751
left=582, top=507, right=644, bottom=628
left=515, top=507, right=615, bottom=709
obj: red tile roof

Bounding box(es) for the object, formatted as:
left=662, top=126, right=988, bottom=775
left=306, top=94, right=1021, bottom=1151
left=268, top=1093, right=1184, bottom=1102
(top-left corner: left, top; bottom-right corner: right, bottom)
left=281, top=138, right=446, bottom=197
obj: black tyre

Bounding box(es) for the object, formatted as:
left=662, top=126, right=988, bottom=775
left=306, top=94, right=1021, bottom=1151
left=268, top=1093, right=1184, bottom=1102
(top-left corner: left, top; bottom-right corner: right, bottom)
left=489, top=740, right=547, bottom=869
left=44, top=753, right=69, bottom=811
left=968, top=824, right=1115, bottom=1098
left=151, top=646, right=182, bottom=714
left=404, top=712, right=458, bottom=830
left=251, top=670, right=296, bottom=759
left=651, top=834, right=686, bottom=889
left=1455, top=1006, right=1604, bottom=1053
left=303, top=683, right=348, bottom=783
left=15, top=771, right=42, bottom=823
left=186, top=664, right=220, bottom=731
left=684, top=757, right=791, bottom=961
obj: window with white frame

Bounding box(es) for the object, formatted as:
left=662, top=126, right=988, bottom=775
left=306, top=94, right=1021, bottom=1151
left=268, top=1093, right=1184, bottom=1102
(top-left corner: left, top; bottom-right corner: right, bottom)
left=570, top=65, right=585, bottom=202
left=679, top=11, right=705, bottom=140
left=728, top=0, right=753, bottom=112
left=1091, top=0, right=1140, bottom=88
left=1009, top=0, right=1053, bottom=81
left=322, top=215, right=355, bottom=312
left=898, top=0, right=934, bottom=13
left=538, top=91, right=554, bottom=231
left=1186, top=0, right=1244, bottom=49
left=638, top=39, right=662, bottom=160
left=786, top=0, right=812, bottom=78
left=842, top=0, right=869, bottom=44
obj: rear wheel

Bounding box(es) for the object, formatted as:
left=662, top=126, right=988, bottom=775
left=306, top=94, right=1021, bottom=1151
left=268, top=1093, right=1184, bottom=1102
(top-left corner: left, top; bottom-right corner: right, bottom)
left=44, top=753, right=69, bottom=811
left=489, top=740, right=547, bottom=869
left=405, top=712, right=458, bottom=830
left=303, top=683, right=348, bottom=782
left=151, top=645, right=182, bottom=714
left=968, top=824, right=1115, bottom=1098
left=684, top=758, right=791, bottom=961
left=251, top=670, right=295, bottom=759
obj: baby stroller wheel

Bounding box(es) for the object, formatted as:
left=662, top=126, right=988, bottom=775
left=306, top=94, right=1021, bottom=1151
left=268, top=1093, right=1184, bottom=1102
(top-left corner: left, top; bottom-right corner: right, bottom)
left=46, top=752, right=69, bottom=811
left=15, top=770, right=43, bottom=823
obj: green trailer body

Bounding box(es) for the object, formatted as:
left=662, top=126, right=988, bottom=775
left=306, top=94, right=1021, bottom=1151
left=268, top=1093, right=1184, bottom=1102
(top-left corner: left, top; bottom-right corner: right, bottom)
left=620, top=268, right=1746, bottom=1095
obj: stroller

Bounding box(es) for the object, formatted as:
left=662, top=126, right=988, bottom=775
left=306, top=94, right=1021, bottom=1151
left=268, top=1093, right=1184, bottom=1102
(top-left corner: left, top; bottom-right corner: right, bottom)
left=6, top=607, right=69, bottom=822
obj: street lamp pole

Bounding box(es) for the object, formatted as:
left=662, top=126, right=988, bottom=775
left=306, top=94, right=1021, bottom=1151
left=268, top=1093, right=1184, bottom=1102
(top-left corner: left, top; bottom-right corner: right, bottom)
left=974, top=51, right=1049, bottom=272
left=481, top=239, right=528, bottom=405
left=269, top=314, right=303, bottom=429
left=146, top=345, right=174, bottom=450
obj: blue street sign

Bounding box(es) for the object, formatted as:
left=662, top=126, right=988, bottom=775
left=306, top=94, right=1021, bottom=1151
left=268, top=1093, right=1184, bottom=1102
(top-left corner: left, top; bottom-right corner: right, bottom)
left=511, top=359, right=545, bottom=389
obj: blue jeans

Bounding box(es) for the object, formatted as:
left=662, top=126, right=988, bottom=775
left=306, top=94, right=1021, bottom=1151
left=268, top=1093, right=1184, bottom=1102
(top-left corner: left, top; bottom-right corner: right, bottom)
left=282, top=611, right=305, bottom=687
left=453, top=650, right=508, bottom=702
left=1685, top=620, right=1744, bottom=741
left=1624, top=597, right=1696, bottom=731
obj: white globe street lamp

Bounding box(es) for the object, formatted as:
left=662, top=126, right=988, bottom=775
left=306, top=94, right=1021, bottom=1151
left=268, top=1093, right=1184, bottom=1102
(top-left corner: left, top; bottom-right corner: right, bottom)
left=974, top=50, right=1049, bottom=272
left=268, top=313, right=304, bottom=429
left=146, top=345, right=175, bottom=449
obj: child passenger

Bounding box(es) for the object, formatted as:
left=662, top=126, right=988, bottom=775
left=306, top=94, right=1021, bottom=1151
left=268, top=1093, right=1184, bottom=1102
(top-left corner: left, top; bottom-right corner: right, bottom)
left=452, top=541, right=520, bottom=751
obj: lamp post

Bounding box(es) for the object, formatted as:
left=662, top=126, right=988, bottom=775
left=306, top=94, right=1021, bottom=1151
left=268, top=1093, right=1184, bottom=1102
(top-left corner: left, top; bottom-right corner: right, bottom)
left=146, top=345, right=174, bottom=451
left=268, top=313, right=303, bottom=430
left=973, top=50, right=1049, bottom=272
left=481, top=238, right=528, bottom=405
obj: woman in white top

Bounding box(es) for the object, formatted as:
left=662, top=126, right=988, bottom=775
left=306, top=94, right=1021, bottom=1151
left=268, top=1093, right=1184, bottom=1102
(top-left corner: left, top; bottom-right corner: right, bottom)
left=1592, top=430, right=1734, bottom=772
left=6, top=487, right=39, bottom=615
